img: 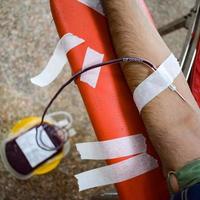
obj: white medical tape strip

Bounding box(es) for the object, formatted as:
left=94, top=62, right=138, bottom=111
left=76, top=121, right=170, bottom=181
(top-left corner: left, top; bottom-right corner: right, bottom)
left=78, top=0, right=104, bottom=16
left=16, top=127, right=56, bottom=168
left=133, top=54, right=181, bottom=112
left=30, top=33, right=85, bottom=87
left=75, top=153, right=158, bottom=191
left=76, top=134, right=146, bottom=160
left=80, top=47, right=104, bottom=88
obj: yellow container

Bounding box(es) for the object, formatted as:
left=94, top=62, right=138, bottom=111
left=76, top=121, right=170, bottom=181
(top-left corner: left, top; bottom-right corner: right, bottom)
left=1, top=116, right=65, bottom=179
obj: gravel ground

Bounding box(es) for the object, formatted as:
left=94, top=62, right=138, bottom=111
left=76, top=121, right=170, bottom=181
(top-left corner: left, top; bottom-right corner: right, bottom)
left=0, top=0, right=195, bottom=199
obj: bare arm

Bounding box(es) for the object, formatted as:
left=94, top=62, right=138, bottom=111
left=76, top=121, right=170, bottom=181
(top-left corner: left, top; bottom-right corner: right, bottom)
left=102, top=0, right=200, bottom=188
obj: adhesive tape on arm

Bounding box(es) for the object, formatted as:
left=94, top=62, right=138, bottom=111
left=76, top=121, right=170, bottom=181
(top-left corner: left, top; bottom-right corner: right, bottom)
left=30, top=33, right=85, bottom=87
left=76, top=134, right=146, bottom=160
left=133, top=53, right=181, bottom=112
left=75, top=153, right=158, bottom=191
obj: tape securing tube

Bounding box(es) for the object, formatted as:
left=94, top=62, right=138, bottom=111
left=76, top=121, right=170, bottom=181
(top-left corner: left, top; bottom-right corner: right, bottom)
left=75, top=153, right=158, bottom=191
left=76, top=134, right=146, bottom=160
left=133, top=53, right=181, bottom=112
left=31, top=33, right=85, bottom=87
left=80, top=47, right=104, bottom=88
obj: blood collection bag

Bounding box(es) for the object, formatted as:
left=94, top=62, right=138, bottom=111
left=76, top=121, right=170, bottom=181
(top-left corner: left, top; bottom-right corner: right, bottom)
left=0, top=117, right=69, bottom=180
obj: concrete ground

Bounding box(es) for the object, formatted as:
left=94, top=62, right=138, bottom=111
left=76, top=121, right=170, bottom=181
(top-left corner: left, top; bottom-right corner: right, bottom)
left=0, top=0, right=195, bottom=199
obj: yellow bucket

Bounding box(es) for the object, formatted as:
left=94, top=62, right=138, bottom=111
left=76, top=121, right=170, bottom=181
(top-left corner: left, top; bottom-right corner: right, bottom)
left=11, top=116, right=64, bottom=175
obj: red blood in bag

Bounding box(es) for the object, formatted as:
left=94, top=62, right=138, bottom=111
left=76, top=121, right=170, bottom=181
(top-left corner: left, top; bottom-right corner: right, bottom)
left=5, top=123, right=63, bottom=175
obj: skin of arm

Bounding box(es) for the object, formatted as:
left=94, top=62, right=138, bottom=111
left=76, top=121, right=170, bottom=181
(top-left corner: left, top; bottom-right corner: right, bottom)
left=102, top=0, right=200, bottom=191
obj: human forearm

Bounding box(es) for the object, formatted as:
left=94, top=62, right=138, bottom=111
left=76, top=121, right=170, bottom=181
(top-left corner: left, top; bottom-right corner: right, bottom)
left=102, top=0, right=171, bottom=90
left=102, top=0, right=200, bottom=173
left=102, top=0, right=170, bottom=66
